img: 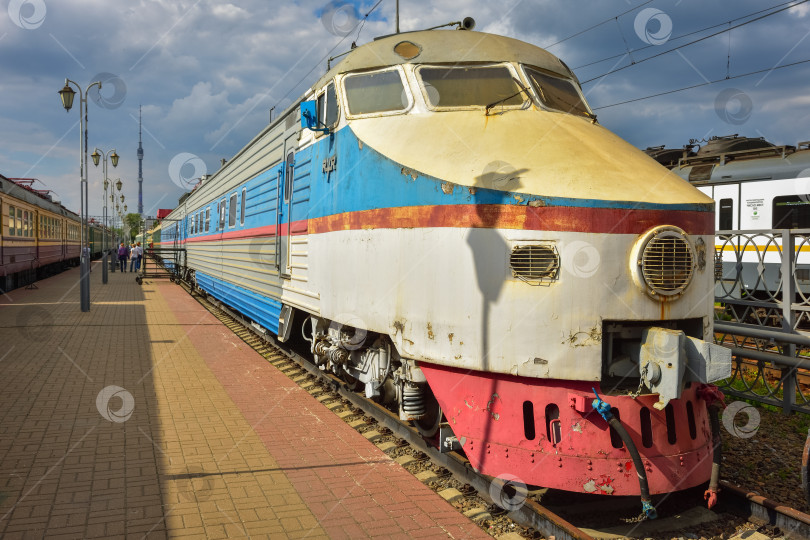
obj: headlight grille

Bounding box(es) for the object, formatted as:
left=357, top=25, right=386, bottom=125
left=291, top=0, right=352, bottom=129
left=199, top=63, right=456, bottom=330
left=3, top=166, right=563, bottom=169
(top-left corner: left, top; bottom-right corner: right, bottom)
left=640, top=231, right=694, bottom=296
left=510, top=244, right=559, bottom=284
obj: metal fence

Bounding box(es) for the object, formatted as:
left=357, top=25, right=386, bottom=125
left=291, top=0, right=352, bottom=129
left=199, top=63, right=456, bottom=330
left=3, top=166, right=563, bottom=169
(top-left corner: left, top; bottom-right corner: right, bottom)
left=713, top=229, right=810, bottom=414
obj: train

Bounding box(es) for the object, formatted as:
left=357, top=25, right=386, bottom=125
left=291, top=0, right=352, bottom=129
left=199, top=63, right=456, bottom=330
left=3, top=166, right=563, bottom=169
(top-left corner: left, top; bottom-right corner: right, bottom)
left=154, top=25, right=731, bottom=510
left=1, top=174, right=108, bottom=292
left=646, top=135, right=810, bottom=300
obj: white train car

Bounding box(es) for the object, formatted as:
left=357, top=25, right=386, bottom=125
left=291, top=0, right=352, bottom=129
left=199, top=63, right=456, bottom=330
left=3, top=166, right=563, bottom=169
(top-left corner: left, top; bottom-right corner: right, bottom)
left=656, top=136, right=810, bottom=299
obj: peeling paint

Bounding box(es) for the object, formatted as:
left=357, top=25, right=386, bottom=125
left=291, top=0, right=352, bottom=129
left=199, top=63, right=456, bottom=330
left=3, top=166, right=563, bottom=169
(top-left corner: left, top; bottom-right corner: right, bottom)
left=583, top=480, right=597, bottom=493
left=358, top=139, right=363, bottom=150
left=468, top=187, right=477, bottom=195
left=513, top=194, right=525, bottom=204
left=564, top=327, right=602, bottom=347
left=572, top=422, right=582, bottom=433
left=427, top=322, right=434, bottom=340
left=441, top=182, right=454, bottom=194
left=528, top=199, right=546, bottom=207
left=486, top=393, right=502, bottom=421
left=448, top=332, right=454, bottom=343
left=393, top=320, right=405, bottom=333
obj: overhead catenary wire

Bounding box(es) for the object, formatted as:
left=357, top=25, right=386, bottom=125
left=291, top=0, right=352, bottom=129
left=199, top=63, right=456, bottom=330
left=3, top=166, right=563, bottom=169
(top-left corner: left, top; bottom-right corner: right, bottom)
left=267, top=0, right=385, bottom=118
left=542, top=0, right=656, bottom=49
left=572, top=0, right=799, bottom=71
left=591, top=57, right=810, bottom=110
left=580, top=0, right=810, bottom=85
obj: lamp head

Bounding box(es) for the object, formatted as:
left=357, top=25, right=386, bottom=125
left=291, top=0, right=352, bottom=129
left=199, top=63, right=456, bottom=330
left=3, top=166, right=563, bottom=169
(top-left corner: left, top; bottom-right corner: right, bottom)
left=116, top=179, right=122, bottom=191
left=58, top=82, right=75, bottom=112
left=110, top=151, right=119, bottom=168
left=91, top=149, right=100, bottom=167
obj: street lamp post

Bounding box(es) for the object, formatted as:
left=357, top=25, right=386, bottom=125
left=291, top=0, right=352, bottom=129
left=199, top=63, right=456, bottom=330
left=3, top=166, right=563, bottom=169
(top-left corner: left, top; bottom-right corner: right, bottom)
left=59, top=78, right=102, bottom=313
left=91, top=148, right=118, bottom=284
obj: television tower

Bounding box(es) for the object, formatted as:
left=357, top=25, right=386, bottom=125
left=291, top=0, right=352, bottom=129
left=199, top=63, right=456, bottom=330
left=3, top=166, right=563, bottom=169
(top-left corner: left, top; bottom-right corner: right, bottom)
left=137, top=105, right=144, bottom=215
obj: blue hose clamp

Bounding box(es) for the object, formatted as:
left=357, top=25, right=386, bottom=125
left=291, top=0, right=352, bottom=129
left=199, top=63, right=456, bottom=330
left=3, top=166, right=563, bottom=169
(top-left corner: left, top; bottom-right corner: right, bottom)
left=592, top=388, right=613, bottom=422
left=641, top=499, right=658, bottom=519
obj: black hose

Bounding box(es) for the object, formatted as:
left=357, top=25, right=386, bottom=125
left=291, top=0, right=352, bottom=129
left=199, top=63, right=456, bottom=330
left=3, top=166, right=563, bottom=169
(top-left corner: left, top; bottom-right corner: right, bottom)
left=608, top=416, right=657, bottom=519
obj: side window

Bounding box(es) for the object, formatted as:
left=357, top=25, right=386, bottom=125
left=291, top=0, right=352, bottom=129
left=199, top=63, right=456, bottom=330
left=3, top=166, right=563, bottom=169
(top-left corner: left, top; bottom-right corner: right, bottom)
left=284, top=152, right=294, bottom=204
left=16, top=208, right=22, bottom=236
left=241, top=188, right=246, bottom=225
left=219, top=199, right=226, bottom=229
left=325, top=83, right=338, bottom=127
left=196, top=212, right=201, bottom=234
left=205, top=208, right=210, bottom=232
left=229, top=194, right=237, bottom=227
left=773, top=195, right=810, bottom=228
left=719, top=198, right=733, bottom=230
left=8, top=206, right=15, bottom=236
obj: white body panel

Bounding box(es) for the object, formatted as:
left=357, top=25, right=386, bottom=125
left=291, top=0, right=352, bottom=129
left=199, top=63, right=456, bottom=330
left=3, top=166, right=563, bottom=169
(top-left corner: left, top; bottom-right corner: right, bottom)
left=308, top=228, right=714, bottom=381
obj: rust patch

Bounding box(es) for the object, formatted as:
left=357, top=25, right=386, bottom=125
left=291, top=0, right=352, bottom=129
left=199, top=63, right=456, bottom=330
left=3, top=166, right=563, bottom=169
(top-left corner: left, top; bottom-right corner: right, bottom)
left=513, top=195, right=525, bottom=204
left=448, top=332, right=454, bottom=343
left=468, top=187, right=477, bottom=195
left=427, top=322, right=434, bottom=340
left=393, top=320, right=405, bottom=333
left=486, top=393, right=502, bottom=420
left=564, top=327, right=602, bottom=347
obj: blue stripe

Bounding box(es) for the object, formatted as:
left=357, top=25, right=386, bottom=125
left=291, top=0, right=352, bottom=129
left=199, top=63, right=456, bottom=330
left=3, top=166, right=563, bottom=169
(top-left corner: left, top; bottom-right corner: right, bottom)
left=196, top=271, right=281, bottom=334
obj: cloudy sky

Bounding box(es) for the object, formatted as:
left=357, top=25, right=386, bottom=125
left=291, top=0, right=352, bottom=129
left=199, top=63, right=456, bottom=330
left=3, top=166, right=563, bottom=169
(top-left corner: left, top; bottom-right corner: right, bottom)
left=1, top=0, right=809, bottom=219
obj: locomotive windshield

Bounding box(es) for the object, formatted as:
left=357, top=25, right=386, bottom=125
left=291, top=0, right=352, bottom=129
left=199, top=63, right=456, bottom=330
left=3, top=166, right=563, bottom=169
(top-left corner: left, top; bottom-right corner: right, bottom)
left=417, top=65, right=525, bottom=109
left=343, top=68, right=409, bottom=115
left=523, top=66, right=590, bottom=117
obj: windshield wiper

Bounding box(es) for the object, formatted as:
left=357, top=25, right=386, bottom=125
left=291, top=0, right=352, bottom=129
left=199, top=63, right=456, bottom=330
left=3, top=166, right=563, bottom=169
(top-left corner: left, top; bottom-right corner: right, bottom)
left=485, top=77, right=532, bottom=116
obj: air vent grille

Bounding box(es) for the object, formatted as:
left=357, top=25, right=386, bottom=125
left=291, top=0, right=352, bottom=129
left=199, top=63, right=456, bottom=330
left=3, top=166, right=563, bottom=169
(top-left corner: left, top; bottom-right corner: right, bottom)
left=640, top=231, right=694, bottom=296
left=510, top=244, right=559, bottom=285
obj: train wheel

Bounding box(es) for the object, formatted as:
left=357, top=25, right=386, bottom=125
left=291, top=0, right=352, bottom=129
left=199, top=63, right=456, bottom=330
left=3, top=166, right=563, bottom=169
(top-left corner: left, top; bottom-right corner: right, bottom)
left=341, top=371, right=363, bottom=392
left=415, top=385, right=443, bottom=438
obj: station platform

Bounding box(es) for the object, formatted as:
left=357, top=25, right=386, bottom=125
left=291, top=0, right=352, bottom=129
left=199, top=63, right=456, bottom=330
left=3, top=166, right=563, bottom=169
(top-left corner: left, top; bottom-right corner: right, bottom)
left=0, top=262, right=488, bottom=539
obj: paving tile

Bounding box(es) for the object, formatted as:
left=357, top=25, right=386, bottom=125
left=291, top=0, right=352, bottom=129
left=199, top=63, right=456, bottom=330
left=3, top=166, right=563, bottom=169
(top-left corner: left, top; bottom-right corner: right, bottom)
left=0, top=262, right=487, bottom=539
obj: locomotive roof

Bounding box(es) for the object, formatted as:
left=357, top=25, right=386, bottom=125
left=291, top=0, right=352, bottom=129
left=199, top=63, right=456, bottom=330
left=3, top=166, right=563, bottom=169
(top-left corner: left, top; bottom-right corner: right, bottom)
left=314, top=30, right=574, bottom=89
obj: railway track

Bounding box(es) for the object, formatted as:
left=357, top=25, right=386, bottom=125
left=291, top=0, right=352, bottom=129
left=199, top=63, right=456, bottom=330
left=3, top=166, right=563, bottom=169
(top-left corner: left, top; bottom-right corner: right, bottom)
left=168, top=276, right=810, bottom=539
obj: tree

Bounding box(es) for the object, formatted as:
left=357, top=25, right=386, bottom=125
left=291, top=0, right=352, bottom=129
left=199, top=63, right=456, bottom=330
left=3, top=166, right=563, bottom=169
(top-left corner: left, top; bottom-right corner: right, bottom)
left=124, top=213, right=143, bottom=242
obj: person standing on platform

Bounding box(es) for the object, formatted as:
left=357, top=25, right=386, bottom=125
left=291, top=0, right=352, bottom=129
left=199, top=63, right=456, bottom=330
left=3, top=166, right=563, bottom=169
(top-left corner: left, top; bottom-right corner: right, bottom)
left=117, top=243, right=128, bottom=273
left=129, top=244, right=137, bottom=272
left=134, top=242, right=143, bottom=272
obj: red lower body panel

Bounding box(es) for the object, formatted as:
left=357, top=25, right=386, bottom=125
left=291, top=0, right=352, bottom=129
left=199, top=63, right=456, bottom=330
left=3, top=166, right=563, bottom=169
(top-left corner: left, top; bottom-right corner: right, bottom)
left=420, top=362, right=713, bottom=495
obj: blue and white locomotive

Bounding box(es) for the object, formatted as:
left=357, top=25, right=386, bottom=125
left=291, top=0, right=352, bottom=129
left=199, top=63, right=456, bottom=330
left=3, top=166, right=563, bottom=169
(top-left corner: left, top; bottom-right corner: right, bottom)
left=160, top=26, right=730, bottom=502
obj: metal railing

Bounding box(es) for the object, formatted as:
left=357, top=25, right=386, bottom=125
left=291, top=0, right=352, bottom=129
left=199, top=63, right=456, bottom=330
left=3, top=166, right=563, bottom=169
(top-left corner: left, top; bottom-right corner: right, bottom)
left=714, top=229, right=810, bottom=414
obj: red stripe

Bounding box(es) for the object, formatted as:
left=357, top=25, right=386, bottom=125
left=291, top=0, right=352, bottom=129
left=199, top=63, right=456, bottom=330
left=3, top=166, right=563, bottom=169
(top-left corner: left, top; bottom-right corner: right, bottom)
left=162, top=205, right=713, bottom=244
left=309, top=205, right=714, bottom=235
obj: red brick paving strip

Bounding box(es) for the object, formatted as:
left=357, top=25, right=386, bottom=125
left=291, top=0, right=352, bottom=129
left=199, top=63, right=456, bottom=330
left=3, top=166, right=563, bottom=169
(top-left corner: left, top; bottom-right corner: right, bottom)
left=158, top=280, right=488, bottom=539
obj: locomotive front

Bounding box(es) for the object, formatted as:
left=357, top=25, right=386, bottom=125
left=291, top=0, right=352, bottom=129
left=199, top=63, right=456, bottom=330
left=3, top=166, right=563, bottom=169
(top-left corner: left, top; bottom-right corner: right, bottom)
left=304, top=30, right=730, bottom=503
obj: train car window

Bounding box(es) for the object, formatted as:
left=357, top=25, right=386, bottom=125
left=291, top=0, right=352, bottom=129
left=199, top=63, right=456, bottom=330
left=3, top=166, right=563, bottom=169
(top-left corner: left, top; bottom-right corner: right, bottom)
left=8, top=206, right=15, bottom=236
left=417, top=65, right=524, bottom=109
left=229, top=194, right=237, bottom=227
left=241, top=188, right=246, bottom=225
left=719, top=198, right=734, bottom=230
left=219, top=199, right=226, bottom=229
left=205, top=208, right=210, bottom=232
left=344, top=69, right=408, bottom=115
left=16, top=208, right=22, bottom=236
left=523, top=66, right=590, bottom=117
left=773, top=195, right=810, bottom=228
left=197, top=212, right=201, bottom=234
